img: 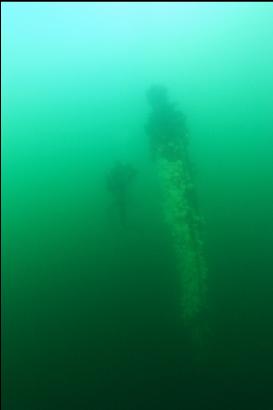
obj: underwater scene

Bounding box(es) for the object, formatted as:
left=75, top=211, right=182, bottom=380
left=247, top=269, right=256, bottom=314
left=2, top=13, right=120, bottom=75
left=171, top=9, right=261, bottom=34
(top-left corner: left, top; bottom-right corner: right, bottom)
left=2, top=3, right=273, bottom=410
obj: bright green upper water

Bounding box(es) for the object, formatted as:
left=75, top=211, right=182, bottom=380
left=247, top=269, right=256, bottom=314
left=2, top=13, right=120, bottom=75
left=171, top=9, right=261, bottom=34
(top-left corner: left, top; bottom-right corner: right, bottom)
left=2, top=3, right=273, bottom=410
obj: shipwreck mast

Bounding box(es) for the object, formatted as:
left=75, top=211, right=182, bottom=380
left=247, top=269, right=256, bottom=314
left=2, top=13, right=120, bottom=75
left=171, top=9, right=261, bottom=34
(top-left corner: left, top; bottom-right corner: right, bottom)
left=146, top=85, right=208, bottom=347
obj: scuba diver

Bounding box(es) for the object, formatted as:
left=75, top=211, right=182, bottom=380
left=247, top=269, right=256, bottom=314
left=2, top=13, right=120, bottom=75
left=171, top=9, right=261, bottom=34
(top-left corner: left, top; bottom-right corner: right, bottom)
left=106, top=161, right=137, bottom=226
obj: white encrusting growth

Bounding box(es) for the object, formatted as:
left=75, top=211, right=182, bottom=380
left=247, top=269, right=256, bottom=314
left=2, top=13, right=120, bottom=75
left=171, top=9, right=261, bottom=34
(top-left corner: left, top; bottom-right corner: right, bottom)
left=155, top=148, right=207, bottom=327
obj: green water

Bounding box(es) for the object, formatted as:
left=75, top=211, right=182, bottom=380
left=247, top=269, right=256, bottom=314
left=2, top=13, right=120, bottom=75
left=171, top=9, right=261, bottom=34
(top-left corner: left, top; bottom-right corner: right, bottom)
left=2, top=3, right=273, bottom=409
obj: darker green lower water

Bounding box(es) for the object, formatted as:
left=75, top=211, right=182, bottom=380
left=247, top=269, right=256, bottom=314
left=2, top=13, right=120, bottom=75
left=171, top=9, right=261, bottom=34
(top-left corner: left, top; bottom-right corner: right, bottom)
left=2, top=202, right=273, bottom=409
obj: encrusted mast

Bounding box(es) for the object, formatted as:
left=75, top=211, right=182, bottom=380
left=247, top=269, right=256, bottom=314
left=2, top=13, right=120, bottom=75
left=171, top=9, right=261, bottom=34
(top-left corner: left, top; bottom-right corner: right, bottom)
left=146, top=85, right=208, bottom=344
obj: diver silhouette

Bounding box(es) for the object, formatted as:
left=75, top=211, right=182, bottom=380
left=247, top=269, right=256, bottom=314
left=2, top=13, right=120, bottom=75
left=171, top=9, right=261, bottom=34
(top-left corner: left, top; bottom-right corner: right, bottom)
left=106, top=161, right=137, bottom=226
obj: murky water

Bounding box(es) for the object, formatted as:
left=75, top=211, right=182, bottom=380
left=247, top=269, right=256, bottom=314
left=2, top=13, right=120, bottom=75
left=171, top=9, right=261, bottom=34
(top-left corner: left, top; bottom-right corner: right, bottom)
left=2, top=3, right=273, bottom=409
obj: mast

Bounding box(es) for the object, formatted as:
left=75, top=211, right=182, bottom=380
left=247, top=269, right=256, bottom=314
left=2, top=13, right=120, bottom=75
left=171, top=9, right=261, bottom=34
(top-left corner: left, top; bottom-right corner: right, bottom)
left=146, top=85, right=208, bottom=347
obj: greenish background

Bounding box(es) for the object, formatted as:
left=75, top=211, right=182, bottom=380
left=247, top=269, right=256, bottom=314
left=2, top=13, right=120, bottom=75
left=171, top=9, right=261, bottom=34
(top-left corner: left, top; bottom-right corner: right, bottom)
left=2, top=3, right=273, bottom=409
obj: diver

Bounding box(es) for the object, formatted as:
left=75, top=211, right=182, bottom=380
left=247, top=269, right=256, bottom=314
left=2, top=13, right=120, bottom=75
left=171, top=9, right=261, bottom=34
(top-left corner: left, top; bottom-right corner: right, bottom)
left=106, top=161, right=137, bottom=226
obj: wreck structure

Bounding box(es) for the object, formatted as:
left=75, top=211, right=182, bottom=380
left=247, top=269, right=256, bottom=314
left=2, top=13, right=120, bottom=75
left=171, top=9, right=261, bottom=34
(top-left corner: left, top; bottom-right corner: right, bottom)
left=145, top=85, right=208, bottom=346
